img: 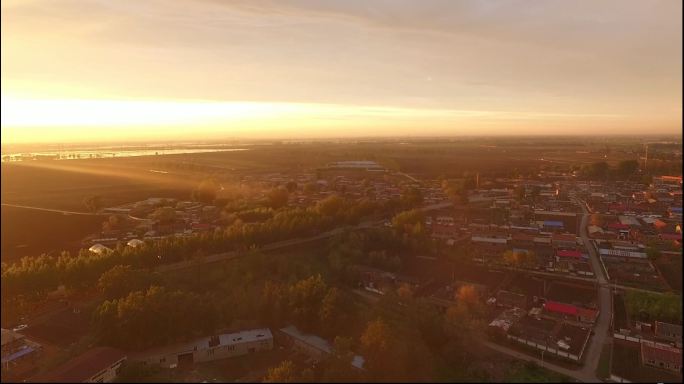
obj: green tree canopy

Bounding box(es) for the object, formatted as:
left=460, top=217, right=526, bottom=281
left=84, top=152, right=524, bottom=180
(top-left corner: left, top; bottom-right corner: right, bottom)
left=267, top=187, right=290, bottom=209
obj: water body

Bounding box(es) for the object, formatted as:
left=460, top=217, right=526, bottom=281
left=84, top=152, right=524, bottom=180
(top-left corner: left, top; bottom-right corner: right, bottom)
left=1, top=148, right=249, bottom=161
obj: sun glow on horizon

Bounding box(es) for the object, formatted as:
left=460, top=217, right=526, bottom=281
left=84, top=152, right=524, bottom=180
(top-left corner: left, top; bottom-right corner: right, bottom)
left=1, top=95, right=678, bottom=144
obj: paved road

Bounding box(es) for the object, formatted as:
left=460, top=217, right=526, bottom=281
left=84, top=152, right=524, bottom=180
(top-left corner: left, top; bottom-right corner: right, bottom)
left=1, top=203, right=106, bottom=216
left=573, top=197, right=612, bottom=382
left=397, top=172, right=421, bottom=183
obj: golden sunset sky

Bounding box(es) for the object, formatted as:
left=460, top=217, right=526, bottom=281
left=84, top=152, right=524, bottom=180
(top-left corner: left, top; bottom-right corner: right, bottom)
left=1, top=0, right=682, bottom=143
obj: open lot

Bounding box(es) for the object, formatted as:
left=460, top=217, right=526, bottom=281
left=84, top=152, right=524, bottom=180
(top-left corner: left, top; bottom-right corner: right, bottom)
left=22, top=306, right=92, bottom=348
left=1, top=206, right=104, bottom=262
left=502, top=274, right=546, bottom=301
left=654, top=255, right=683, bottom=293
left=546, top=281, right=597, bottom=307
left=602, top=257, right=670, bottom=291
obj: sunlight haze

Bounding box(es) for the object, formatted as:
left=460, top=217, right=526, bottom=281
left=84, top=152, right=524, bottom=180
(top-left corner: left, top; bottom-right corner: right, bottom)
left=1, top=0, right=681, bottom=142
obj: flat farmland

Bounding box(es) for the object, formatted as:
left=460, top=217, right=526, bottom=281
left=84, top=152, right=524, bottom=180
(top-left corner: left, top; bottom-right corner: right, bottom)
left=1, top=206, right=103, bottom=262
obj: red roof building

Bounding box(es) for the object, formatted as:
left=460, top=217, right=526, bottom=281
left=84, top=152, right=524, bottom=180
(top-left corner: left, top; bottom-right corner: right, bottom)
left=607, top=223, right=630, bottom=230
left=556, top=250, right=583, bottom=259
left=577, top=307, right=599, bottom=323
left=640, top=341, right=682, bottom=373
left=544, top=301, right=578, bottom=316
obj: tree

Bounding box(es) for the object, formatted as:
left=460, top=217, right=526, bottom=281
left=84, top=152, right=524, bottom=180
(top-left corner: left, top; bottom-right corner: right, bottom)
left=263, top=360, right=297, bottom=383
left=400, top=186, right=423, bottom=208
left=317, top=195, right=344, bottom=216
left=618, top=160, right=639, bottom=177
left=193, top=179, right=218, bottom=203
left=462, top=173, right=477, bottom=190
left=586, top=161, right=609, bottom=180
left=514, top=185, right=526, bottom=202
left=288, top=275, right=327, bottom=330
left=443, top=301, right=486, bottom=366
left=391, top=209, right=425, bottom=236
left=102, top=214, right=127, bottom=232
left=590, top=213, right=604, bottom=227
left=92, top=286, right=219, bottom=349
left=322, top=336, right=357, bottom=382
left=360, top=319, right=392, bottom=375
left=83, top=195, right=103, bottom=213
left=192, top=249, right=206, bottom=286
left=97, top=265, right=154, bottom=300
left=303, top=182, right=319, bottom=194
left=267, top=187, right=290, bottom=209
left=319, top=287, right=349, bottom=336
left=455, top=284, right=479, bottom=307
left=530, top=186, right=541, bottom=203
left=260, top=280, right=287, bottom=325
left=645, top=247, right=661, bottom=261
left=285, top=181, right=298, bottom=192
left=397, top=283, right=414, bottom=302
left=152, top=207, right=176, bottom=224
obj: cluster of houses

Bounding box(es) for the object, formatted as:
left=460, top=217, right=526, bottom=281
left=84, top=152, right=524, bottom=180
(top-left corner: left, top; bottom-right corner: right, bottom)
left=239, top=161, right=450, bottom=209
left=3, top=325, right=365, bottom=383
left=130, top=325, right=365, bottom=379
left=610, top=292, right=682, bottom=382
left=85, top=197, right=221, bottom=254
left=1, top=328, right=42, bottom=381
left=487, top=280, right=599, bottom=363
left=424, top=187, right=591, bottom=278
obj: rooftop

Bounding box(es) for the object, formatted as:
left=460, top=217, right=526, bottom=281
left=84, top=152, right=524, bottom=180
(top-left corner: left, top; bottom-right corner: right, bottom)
left=280, top=325, right=332, bottom=354
left=1, top=328, right=24, bottom=347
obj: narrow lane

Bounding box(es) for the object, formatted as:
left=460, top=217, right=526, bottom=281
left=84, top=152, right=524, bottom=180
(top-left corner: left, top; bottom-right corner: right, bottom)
left=573, top=197, right=612, bottom=381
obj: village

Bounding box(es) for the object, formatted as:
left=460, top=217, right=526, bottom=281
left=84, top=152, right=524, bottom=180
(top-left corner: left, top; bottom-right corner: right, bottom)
left=2, top=161, right=681, bottom=383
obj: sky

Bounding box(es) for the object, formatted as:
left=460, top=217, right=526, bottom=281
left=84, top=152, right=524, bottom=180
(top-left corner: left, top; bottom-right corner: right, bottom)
left=1, top=0, right=682, bottom=143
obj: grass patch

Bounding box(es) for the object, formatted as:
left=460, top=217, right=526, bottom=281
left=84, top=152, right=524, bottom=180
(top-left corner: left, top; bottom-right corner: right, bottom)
left=504, top=361, right=574, bottom=383
left=595, top=342, right=611, bottom=379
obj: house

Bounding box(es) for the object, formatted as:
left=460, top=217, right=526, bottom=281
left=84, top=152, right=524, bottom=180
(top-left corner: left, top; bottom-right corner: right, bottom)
left=2, top=329, right=41, bottom=371
left=541, top=220, right=564, bottom=232
left=556, top=250, right=585, bottom=260
left=278, top=326, right=365, bottom=371
left=640, top=340, right=682, bottom=373
left=278, top=325, right=332, bottom=361
left=496, top=290, right=527, bottom=309
left=431, top=224, right=460, bottom=241
left=126, top=239, right=145, bottom=248
left=543, top=301, right=599, bottom=324
left=655, top=322, right=683, bottom=347
left=32, top=347, right=126, bottom=383
left=134, top=329, right=273, bottom=369
left=552, top=233, right=577, bottom=248
left=598, top=248, right=647, bottom=259
left=88, top=244, right=113, bottom=255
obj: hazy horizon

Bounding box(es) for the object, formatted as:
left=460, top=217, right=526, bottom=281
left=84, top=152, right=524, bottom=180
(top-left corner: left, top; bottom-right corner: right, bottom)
left=2, top=0, right=682, bottom=143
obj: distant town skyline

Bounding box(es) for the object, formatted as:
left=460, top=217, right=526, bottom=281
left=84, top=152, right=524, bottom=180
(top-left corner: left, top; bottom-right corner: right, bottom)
left=1, top=0, right=682, bottom=143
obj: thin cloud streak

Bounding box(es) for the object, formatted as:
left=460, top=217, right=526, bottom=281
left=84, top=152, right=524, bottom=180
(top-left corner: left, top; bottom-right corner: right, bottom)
left=1, top=0, right=680, bottom=141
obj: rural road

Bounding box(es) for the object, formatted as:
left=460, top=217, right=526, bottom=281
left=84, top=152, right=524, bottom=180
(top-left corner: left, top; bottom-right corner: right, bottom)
left=574, top=196, right=613, bottom=382
left=1, top=203, right=106, bottom=216
left=484, top=197, right=614, bottom=382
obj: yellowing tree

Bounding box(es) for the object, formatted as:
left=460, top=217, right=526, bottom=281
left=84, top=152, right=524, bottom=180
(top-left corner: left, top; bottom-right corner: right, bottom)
left=263, top=360, right=296, bottom=383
